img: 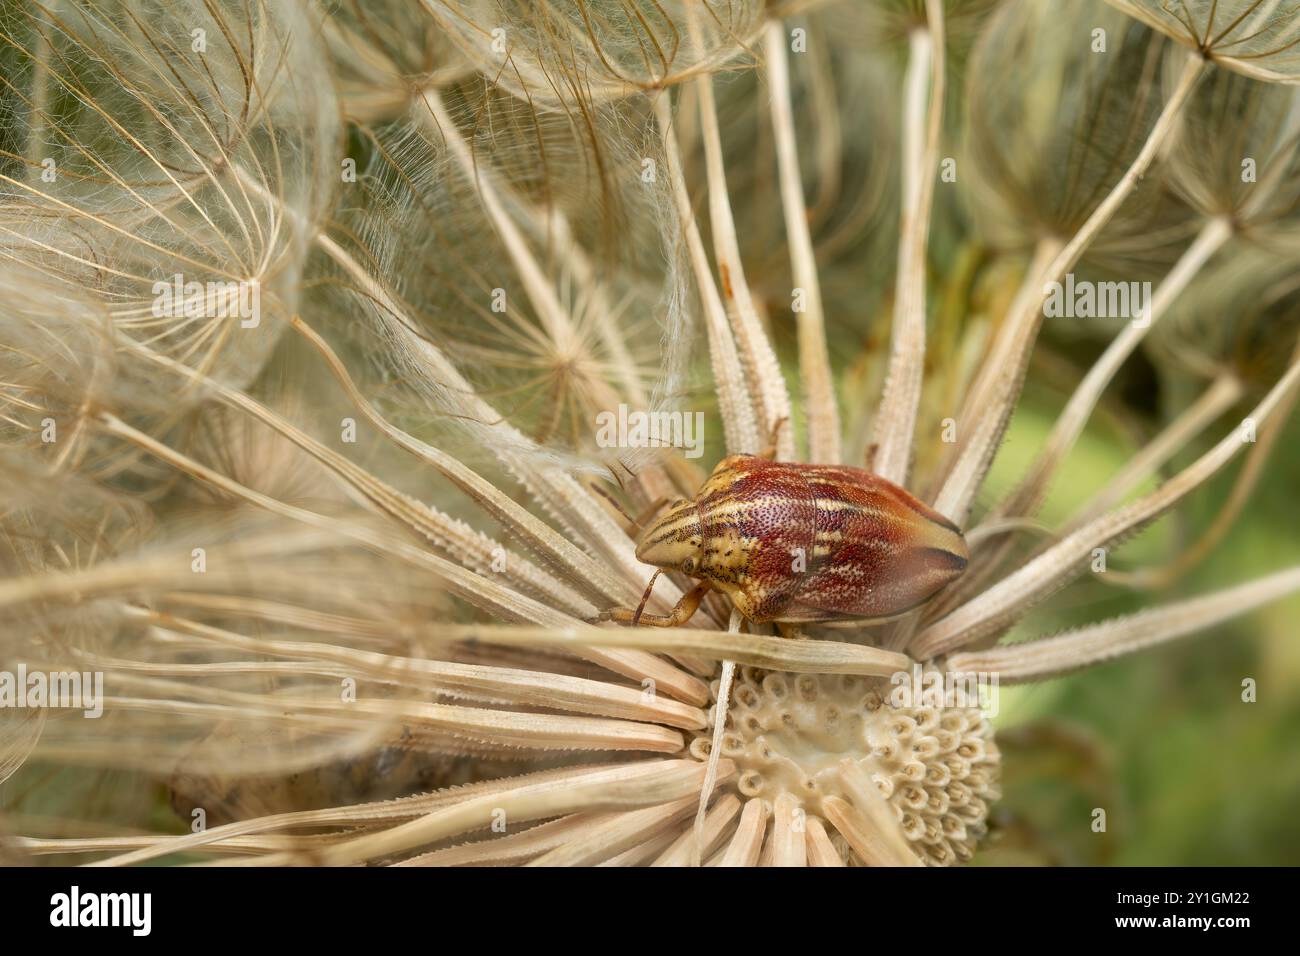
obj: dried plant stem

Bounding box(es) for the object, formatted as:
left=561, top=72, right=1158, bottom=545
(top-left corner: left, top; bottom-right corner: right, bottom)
left=717, top=798, right=767, bottom=866
left=24, top=16, right=53, bottom=169
left=689, top=14, right=794, bottom=460
left=804, top=816, right=845, bottom=866
left=770, top=792, right=808, bottom=866
left=142, top=690, right=687, bottom=754
left=764, top=19, right=840, bottom=463
left=248, top=759, right=723, bottom=867
left=1065, top=371, right=1244, bottom=531
left=926, top=236, right=1063, bottom=503
left=461, top=622, right=912, bottom=676
left=287, top=317, right=640, bottom=606
left=20, top=834, right=341, bottom=859
left=0, top=534, right=331, bottom=610
left=526, top=795, right=703, bottom=866
left=932, top=50, right=1207, bottom=526
left=692, top=612, right=741, bottom=865
left=125, top=332, right=615, bottom=611
left=871, top=1, right=945, bottom=484
left=90, top=408, right=700, bottom=700
left=544, top=207, right=648, bottom=407
left=653, top=794, right=741, bottom=866
left=397, top=814, right=610, bottom=867
left=992, top=215, right=1233, bottom=524
left=912, top=355, right=1300, bottom=658
left=417, top=90, right=619, bottom=408
left=133, top=607, right=705, bottom=729
left=954, top=215, right=1234, bottom=605
left=234, top=166, right=658, bottom=600
left=946, top=565, right=1300, bottom=681
left=803, top=26, right=844, bottom=225
left=823, top=789, right=921, bottom=866
left=840, top=759, right=924, bottom=865
left=598, top=832, right=685, bottom=866
left=94, top=411, right=578, bottom=627
left=96, top=656, right=665, bottom=756
left=654, top=94, right=762, bottom=455
left=1132, top=364, right=1299, bottom=588
left=89, top=763, right=630, bottom=867
left=899, top=240, right=1058, bottom=635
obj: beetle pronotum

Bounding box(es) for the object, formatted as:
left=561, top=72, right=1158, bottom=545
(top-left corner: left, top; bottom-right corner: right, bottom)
left=606, top=453, right=969, bottom=628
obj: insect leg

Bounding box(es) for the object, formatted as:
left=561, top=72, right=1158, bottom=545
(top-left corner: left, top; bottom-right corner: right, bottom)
left=601, top=581, right=711, bottom=627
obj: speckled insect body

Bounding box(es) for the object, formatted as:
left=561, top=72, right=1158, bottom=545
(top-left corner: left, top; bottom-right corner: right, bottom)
left=630, top=454, right=969, bottom=626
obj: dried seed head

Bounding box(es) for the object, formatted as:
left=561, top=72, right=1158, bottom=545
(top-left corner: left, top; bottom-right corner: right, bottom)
left=427, top=0, right=766, bottom=105
left=690, top=667, right=1000, bottom=866
left=964, top=0, right=1170, bottom=255
left=1, top=0, right=338, bottom=389
left=1152, top=252, right=1300, bottom=387
left=1165, top=68, right=1300, bottom=235
left=1104, top=0, right=1300, bottom=84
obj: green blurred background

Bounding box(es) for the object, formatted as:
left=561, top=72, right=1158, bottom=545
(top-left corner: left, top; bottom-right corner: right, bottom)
left=972, top=382, right=1300, bottom=865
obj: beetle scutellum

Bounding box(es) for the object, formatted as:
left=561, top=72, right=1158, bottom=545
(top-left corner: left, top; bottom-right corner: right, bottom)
left=607, top=453, right=969, bottom=628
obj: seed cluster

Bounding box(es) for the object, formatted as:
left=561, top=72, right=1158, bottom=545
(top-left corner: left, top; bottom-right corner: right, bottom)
left=690, top=667, right=1001, bottom=866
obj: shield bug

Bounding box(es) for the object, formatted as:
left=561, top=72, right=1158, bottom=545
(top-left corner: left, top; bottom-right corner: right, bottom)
left=607, top=454, right=969, bottom=627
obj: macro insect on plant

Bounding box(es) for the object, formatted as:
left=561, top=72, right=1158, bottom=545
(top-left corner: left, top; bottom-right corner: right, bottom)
left=3, top=0, right=1300, bottom=870
left=609, top=447, right=970, bottom=629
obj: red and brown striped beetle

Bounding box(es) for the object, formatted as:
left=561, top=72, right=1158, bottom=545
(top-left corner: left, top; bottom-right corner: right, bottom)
left=609, top=453, right=969, bottom=628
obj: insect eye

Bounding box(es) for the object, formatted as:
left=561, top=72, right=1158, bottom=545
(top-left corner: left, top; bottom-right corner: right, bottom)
left=680, top=556, right=697, bottom=574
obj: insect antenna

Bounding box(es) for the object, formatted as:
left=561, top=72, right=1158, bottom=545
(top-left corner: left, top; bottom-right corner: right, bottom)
left=587, top=481, right=674, bottom=533
left=587, top=480, right=640, bottom=529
